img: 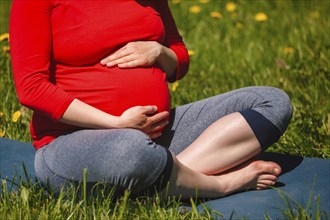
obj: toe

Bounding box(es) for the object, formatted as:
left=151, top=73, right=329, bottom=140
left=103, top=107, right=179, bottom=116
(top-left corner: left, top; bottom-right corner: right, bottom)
left=258, top=179, right=276, bottom=187
left=258, top=161, right=282, bottom=176
left=256, top=183, right=269, bottom=190
left=259, top=174, right=278, bottom=182
left=267, top=162, right=282, bottom=175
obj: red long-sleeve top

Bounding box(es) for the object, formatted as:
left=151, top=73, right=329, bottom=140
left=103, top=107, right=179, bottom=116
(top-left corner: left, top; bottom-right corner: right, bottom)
left=10, top=0, right=189, bottom=149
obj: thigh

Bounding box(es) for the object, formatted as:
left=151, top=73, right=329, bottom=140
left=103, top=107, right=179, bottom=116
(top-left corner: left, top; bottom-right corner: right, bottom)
left=156, top=86, right=292, bottom=155
left=35, top=129, right=168, bottom=194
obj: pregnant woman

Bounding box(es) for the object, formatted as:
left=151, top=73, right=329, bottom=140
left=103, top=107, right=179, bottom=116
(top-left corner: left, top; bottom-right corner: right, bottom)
left=10, top=0, right=292, bottom=199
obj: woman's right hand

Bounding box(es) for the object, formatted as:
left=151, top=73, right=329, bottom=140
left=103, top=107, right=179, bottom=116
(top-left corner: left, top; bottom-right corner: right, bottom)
left=118, top=106, right=169, bottom=139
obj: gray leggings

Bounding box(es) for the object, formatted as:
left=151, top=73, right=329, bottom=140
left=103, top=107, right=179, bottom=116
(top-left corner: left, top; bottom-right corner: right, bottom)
left=35, top=86, right=292, bottom=195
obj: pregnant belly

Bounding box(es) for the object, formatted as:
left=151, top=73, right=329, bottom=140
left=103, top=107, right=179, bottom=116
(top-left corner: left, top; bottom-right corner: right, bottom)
left=55, top=65, right=170, bottom=116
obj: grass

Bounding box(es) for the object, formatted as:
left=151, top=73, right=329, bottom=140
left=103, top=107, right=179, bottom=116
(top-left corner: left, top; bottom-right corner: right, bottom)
left=0, top=0, right=329, bottom=219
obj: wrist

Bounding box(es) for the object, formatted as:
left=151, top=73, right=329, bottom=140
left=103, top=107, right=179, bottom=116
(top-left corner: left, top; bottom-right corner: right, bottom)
left=155, top=45, right=178, bottom=79
left=156, top=43, right=165, bottom=62
left=106, top=115, right=123, bottom=129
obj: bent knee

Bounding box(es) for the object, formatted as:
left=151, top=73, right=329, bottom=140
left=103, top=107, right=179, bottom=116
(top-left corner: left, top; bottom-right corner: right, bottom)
left=253, top=87, right=293, bottom=134
left=269, top=87, right=293, bottom=131
left=98, top=129, right=169, bottom=193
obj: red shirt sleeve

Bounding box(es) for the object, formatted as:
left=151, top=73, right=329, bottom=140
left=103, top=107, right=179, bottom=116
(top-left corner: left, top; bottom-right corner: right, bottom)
left=10, top=0, right=75, bottom=121
left=157, top=0, right=190, bottom=82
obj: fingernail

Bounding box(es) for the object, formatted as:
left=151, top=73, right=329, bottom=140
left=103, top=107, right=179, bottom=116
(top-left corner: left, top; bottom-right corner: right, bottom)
left=274, top=168, right=279, bottom=174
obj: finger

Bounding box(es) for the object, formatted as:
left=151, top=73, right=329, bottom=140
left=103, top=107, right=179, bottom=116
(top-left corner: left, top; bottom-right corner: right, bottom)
left=140, top=105, right=158, bottom=115
left=148, top=132, right=162, bottom=139
left=105, top=54, right=137, bottom=67
left=100, top=46, right=129, bottom=65
left=118, top=59, right=147, bottom=68
left=149, top=111, right=169, bottom=123
left=150, top=119, right=169, bottom=132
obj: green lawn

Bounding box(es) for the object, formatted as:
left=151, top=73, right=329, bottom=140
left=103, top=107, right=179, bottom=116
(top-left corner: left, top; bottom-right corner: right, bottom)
left=0, top=0, right=329, bottom=219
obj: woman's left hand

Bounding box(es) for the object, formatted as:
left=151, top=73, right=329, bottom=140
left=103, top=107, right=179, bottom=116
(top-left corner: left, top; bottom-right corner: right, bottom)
left=100, top=41, right=163, bottom=68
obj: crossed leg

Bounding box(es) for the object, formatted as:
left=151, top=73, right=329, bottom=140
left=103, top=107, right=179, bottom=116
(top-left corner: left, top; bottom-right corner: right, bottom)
left=160, top=113, right=281, bottom=199
left=156, top=87, right=292, bottom=199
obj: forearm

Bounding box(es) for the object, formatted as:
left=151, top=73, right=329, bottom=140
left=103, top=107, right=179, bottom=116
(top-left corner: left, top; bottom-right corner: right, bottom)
left=157, top=45, right=178, bottom=80
left=59, top=99, right=120, bottom=129
left=60, top=99, right=170, bottom=139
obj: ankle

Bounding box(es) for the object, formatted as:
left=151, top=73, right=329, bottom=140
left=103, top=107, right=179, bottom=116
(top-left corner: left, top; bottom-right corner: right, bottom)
left=213, top=176, right=231, bottom=196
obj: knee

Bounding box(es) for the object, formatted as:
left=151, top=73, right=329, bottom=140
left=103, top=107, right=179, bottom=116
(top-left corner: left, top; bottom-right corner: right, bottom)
left=104, top=129, right=151, bottom=167
left=103, top=129, right=168, bottom=193
left=264, top=87, right=293, bottom=133
left=113, top=129, right=150, bottom=162
left=271, top=87, right=292, bottom=119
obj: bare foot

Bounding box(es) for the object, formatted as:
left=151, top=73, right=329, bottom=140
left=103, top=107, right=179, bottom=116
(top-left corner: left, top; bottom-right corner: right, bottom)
left=215, top=160, right=281, bottom=196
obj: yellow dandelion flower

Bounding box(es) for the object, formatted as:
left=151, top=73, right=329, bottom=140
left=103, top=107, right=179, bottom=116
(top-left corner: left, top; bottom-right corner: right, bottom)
left=171, top=81, right=179, bottom=92
left=283, top=47, right=294, bottom=55
left=199, top=0, right=209, bottom=3
left=0, top=111, right=3, bottom=117
left=210, top=11, right=223, bottom=19
left=0, top=130, right=5, bottom=137
left=255, top=12, right=268, bottom=22
left=2, top=46, right=10, bottom=54
left=0, top=33, right=9, bottom=42
left=226, top=2, right=236, bottom=12
left=189, top=5, right=201, bottom=14
left=12, top=111, right=22, bottom=123
left=188, top=50, right=195, bottom=56
left=172, top=0, right=181, bottom=4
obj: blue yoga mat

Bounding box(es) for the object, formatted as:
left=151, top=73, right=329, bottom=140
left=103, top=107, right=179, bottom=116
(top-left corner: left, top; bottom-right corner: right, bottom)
left=1, top=137, right=329, bottom=218
left=0, top=138, right=36, bottom=182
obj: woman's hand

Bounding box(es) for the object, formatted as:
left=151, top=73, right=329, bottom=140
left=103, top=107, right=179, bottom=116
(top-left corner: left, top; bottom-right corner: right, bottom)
left=59, top=99, right=168, bottom=139
left=100, top=41, right=164, bottom=68
left=118, top=105, right=169, bottom=139
left=100, top=41, right=178, bottom=81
